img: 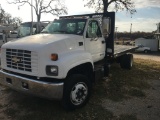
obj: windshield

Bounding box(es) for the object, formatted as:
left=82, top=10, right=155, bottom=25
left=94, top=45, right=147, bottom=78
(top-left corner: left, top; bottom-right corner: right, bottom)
left=41, top=19, right=87, bottom=35
left=18, top=24, right=36, bottom=38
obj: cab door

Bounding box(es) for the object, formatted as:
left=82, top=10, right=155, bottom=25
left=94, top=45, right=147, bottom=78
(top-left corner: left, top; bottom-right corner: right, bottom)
left=84, top=19, right=106, bottom=62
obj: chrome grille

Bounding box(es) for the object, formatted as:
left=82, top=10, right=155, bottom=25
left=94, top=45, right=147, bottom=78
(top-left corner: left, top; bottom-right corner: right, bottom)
left=6, top=49, right=33, bottom=72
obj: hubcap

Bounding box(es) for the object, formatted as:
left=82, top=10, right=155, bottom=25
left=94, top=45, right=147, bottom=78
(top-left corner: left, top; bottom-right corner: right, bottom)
left=70, top=82, right=88, bottom=105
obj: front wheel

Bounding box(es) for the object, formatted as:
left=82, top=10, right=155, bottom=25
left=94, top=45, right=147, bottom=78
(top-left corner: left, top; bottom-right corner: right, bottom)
left=62, top=74, right=91, bottom=110
left=144, top=50, right=149, bottom=53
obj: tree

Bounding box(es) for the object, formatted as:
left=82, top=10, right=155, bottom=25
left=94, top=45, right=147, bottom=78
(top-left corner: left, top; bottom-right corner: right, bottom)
left=12, top=17, right=22, bottom=28
left=0, top=5, right=5, bottom=24
left=8, top=0, right=67, bottom=32
left=85, top=0, right=136, bottom=14
left=4, top=13, right=12, bottom=24
left=0, top=4, right=22, bottom=26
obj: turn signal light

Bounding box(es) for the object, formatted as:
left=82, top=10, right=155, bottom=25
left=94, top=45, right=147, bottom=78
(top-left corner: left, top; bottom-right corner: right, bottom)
left=51, top=54, right=58, bottom=61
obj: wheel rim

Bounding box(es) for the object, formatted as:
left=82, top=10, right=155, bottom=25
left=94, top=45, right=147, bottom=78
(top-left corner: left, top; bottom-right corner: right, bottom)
left=70, top=82, right=88, bottom=105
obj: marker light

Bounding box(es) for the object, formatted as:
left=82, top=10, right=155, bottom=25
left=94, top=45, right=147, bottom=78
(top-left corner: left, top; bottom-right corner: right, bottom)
left=51, top=53, right=58, bottom=61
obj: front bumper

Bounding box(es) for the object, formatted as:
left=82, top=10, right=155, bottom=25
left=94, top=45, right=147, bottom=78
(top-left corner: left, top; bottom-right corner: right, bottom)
left=0, top=70, right=64, bottom=100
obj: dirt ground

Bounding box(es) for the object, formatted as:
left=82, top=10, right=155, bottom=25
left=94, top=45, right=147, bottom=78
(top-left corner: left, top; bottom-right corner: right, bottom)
left=102, top=53, right=160, bottom=120
left=133, top=52, right=160, bottom=62
left=0, top=86, right=11, bottom=120
left=102, top=79, right=160, bottom=120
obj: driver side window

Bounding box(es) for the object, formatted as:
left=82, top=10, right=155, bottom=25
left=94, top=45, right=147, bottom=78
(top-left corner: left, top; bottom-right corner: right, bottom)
left=86, top=20, right=102, bottom=38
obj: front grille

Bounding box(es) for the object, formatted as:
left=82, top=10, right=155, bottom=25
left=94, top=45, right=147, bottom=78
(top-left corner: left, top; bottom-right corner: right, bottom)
left=6, top=49, right=34, bottom=72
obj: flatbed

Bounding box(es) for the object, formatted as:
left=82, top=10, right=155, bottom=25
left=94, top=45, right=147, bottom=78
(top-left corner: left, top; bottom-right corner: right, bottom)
left=114, top=45, right=138, bottom=57
left=94, top=44, right=138, bottom=76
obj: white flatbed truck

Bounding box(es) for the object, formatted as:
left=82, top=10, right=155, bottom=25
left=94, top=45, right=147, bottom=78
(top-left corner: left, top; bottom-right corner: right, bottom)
left=0, top=12, right=137, bottom=110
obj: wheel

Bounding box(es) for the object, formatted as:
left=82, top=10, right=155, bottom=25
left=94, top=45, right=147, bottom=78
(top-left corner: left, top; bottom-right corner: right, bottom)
left=62, top=74, right=91, bottom=110
left=120, top=56, right=125, bottom=69
left=120, top=54, right=133, bottom=69
left=144, top=50, right=149, bottom=53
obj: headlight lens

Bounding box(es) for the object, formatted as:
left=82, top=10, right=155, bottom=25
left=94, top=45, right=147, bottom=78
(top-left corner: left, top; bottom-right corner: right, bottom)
left=46, top=65, right=58, bottom=76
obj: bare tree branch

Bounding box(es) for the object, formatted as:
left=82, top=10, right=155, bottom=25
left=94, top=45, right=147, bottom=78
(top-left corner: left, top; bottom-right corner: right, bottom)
left=7, top=0, right=37, bottom=13
left=41, top=0, right=54, bottom=10
left=8, top=0, right=67, bottom=32
left=85, top=0, right=136, bottom=15
left=0, top=5, right=22, bottom=26
left=8, top=0, right=67, bottom=22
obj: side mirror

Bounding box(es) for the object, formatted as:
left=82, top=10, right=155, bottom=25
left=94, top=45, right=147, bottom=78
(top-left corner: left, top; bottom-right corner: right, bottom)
left=102, top=17, right=111, bottom=38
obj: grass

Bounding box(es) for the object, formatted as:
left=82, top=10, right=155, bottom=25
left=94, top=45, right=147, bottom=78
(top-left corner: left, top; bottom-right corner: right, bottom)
left=118, top=114, right=137, bottom=120
left=128, top=88, right=145, bottom=97
left=0, top=104, right=3, bottom=108
left=104, top=58, right=160, bottom=101
left=5, top=97, right=114, bottom=120
left=3, top=108, right=20, bottom=119
left=0, top=58, right=160, bottom=120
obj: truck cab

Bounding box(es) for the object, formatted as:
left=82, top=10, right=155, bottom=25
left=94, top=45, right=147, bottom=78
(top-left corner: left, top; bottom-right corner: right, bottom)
left=17, top=21, right=50, bottom=38
left=41, top=18, right=106, bottom=62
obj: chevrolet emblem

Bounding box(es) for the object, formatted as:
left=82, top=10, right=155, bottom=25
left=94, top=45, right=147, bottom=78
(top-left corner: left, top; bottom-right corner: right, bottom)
left=12, top=57, right=21, bottom=63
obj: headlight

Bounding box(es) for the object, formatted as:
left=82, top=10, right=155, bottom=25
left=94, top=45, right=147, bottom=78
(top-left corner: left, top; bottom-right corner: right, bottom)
left=46, top=65, right=58, bottom=76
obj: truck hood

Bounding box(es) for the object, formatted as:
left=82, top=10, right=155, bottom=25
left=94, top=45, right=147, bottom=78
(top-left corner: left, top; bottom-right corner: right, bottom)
left=2, top=34, right=82, bottom=51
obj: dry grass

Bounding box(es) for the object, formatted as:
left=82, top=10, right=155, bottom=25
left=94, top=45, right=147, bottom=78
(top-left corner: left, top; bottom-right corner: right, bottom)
left=103, top=58, right=160, bottom=101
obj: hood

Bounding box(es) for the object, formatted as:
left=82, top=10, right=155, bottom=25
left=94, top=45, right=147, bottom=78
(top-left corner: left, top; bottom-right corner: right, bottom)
left=2, top=34, right=81, bottom=51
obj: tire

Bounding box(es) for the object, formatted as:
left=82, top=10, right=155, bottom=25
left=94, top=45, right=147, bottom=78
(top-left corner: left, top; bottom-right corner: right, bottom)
left=120, top=54, right=133, bottom=69
left=144, top=50, right=149, bottom=53
left=62, top=74, right=91, bottom=111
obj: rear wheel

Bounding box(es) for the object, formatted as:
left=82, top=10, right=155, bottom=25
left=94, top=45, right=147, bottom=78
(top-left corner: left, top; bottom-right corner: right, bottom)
left=120, top=54, right=133, bottom=69
left=62, top=74, right=91, bottom=111
left=144, top=50, right=149, bottom=53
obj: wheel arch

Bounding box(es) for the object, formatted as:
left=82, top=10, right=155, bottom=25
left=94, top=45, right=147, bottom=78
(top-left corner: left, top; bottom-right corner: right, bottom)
left=66, top=62, right=94, bottom=83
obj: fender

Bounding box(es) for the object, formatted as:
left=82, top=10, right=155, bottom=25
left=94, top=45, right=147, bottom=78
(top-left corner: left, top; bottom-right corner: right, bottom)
left=58, top=50, right=94, bottom=78
left=36, top=50, right=93, bottom=79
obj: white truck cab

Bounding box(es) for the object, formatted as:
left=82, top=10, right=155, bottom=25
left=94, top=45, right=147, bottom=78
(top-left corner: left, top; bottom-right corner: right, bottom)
left=0, top=12, right=137, bottom=110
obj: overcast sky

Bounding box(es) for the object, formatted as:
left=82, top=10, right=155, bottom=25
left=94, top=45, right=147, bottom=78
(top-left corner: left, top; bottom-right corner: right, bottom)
left=1, top=0, right=160, bottom=32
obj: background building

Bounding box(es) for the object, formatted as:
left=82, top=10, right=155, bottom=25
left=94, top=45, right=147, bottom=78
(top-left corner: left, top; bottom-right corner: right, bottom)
left=155, top=23, right=160, bottom=50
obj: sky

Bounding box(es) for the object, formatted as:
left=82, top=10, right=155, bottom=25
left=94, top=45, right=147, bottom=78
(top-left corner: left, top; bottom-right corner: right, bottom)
left=0, top=0, right=160, bottom=32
